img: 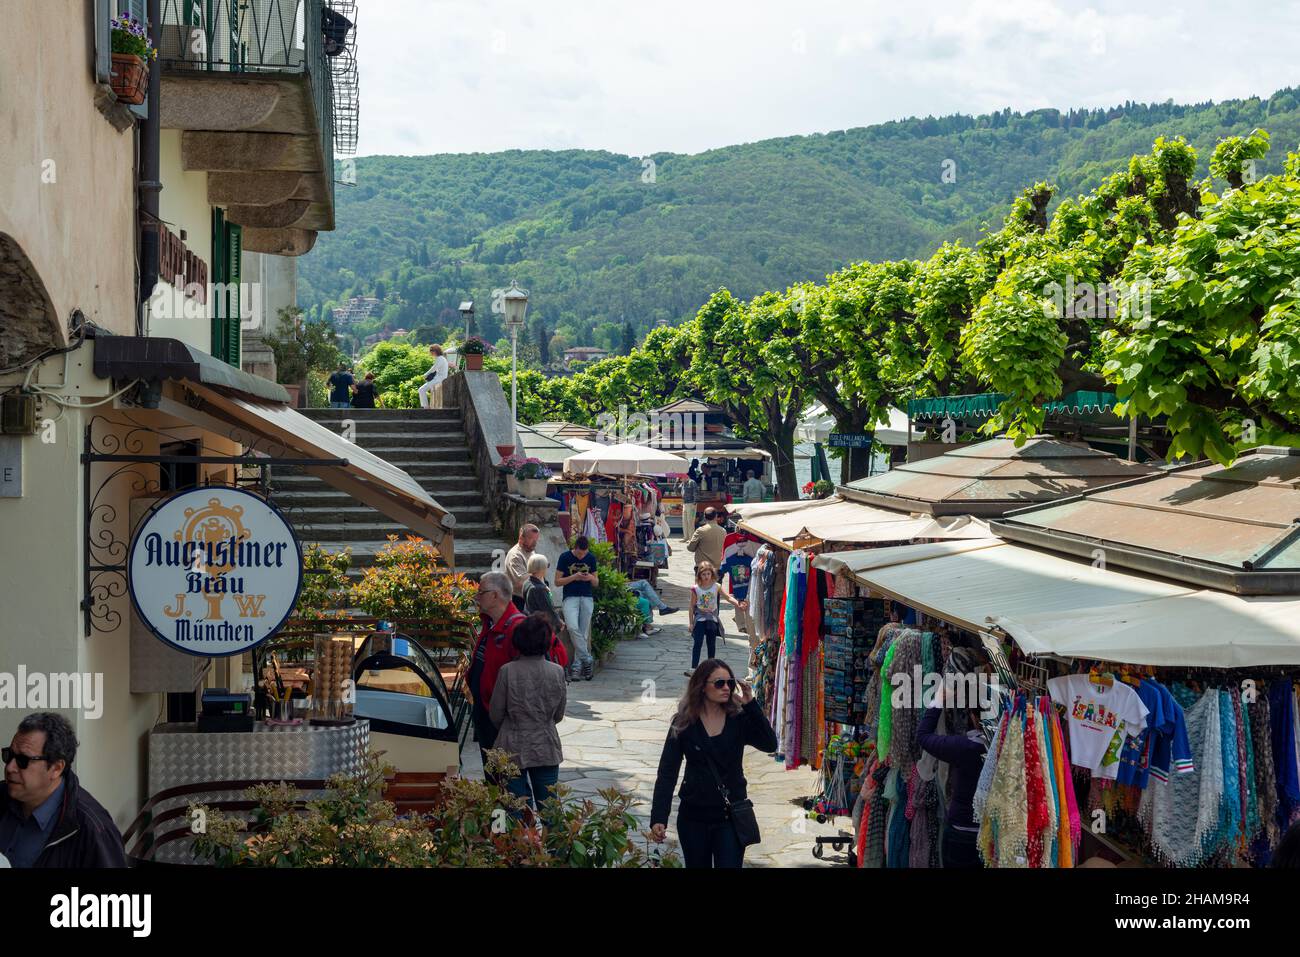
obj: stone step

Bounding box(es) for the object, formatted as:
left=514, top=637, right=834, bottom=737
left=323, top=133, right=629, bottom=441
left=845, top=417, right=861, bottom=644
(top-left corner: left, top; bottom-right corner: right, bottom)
left=271, top=473, right=485, bottom=494
left=296, top=521, right=498, bottom=542
left=285, top=504, right=492, bottom=526
left=272, top=488, right=487, bottom=510
left=343, top=446, right=476, bottom=462
left=305, top=431, right=471, bottom=448
left=302, top=409, right=462, bottom=424
left=300, top=538, right=501, bottom=570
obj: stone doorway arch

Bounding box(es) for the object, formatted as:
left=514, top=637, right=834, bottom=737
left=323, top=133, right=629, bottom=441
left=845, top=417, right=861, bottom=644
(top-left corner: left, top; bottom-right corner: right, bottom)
left=0, top=232, right=63, bottom=369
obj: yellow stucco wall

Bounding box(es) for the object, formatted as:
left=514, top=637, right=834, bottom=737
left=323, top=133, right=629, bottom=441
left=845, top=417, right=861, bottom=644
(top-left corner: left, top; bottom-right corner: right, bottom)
left=0, top=1, right=135, bottom=339
left=147, top=129, right=217, bottom=353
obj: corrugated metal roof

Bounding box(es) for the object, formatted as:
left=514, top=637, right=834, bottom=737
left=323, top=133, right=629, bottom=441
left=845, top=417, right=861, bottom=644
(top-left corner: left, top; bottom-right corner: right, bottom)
left=993, top=447, right=1300, bottom=594
left=841, top=437, right=1155, bottom=516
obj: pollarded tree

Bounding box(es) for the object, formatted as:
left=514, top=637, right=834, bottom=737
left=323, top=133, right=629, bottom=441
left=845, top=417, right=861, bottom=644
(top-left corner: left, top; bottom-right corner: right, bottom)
left=1101, top=136, right=1300, bottom=462
left=690, top=289, right=809, bottom=500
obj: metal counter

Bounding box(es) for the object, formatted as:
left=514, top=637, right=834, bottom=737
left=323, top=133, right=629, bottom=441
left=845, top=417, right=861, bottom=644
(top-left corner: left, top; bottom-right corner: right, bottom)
left=146, top=720, right=370, bottom=865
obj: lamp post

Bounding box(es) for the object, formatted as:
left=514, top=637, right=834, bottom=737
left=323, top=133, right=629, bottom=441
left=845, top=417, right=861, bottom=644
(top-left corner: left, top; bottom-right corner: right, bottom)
left=459, top=299, right=474, bottom=339
left=502, top=280, right=529, bottom=446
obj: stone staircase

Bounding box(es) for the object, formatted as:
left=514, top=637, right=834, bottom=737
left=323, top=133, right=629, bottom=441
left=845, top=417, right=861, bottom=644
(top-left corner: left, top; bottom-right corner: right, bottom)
left=271, top=407, right=502, bottom=579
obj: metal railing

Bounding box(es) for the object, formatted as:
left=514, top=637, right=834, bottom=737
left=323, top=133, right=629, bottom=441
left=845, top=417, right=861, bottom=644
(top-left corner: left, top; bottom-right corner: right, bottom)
left=158, top=0, right=349, bottom=206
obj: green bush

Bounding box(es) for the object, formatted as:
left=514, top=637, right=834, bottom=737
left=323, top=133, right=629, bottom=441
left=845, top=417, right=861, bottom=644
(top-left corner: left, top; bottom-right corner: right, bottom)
left=587, top=541, right=643, bottom=658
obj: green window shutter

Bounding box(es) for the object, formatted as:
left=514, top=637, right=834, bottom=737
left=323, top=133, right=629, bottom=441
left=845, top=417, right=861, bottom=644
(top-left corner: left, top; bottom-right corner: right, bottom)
left=210, top=207, right=227, bottom=361
left=227, top=225, right=242, bottom=367
left=95, top=0, right=112, bottom=83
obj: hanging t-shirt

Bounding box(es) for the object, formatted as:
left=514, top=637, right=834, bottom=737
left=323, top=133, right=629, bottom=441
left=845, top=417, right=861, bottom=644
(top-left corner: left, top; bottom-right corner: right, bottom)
left=1047, top=674, right=1149, bottom=774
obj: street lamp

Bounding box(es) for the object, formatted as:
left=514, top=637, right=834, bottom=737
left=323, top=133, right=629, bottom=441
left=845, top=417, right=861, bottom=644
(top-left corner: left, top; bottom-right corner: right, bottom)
left=502, top=280, right=529, bottom=445
left=458, top=299, right=474, bottom=339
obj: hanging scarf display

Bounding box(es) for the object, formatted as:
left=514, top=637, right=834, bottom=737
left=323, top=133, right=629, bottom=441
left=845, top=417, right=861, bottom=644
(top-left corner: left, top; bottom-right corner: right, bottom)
left=1140, top=689, right=1223, bottom=867
left=979, top=698, right=1030, bottom=867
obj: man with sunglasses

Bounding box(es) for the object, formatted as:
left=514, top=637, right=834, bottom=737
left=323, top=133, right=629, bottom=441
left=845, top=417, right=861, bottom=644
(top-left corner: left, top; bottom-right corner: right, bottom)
left=0, top=712, right=126, bottom=867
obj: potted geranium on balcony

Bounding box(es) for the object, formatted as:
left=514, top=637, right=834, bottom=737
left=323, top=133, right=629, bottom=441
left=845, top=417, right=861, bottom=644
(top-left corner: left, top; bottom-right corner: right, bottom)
left=459, top=336, right=493, bottom=371
left=109, top=15, right=156, bottom=106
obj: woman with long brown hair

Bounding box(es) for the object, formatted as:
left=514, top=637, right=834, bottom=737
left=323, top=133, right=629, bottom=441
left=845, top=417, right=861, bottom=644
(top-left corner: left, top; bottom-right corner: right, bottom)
left=648, top=659, right=777, bottom=868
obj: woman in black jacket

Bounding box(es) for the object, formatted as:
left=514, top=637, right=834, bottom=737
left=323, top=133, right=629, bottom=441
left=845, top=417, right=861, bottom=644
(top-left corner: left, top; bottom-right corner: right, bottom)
left=649, top=659, right=777, bottom=868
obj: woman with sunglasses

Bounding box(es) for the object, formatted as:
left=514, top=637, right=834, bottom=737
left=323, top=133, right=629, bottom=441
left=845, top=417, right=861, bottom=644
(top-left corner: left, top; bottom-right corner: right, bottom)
left=649, top=659, right=777, bottom=867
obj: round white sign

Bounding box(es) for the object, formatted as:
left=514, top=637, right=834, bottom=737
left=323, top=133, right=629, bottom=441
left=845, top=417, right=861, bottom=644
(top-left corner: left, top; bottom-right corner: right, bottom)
left=128, top=486, right=303, bottom=657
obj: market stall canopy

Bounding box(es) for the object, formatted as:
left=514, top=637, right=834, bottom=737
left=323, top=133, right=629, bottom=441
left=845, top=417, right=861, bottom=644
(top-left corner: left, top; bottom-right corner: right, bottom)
left=562, top=443, right=688, bottom=476
left=810, top=539, right=1193, bottom=636
left=840, top=436, right=1155, bottom=516
left=994, top=591, right=1300, bottom=667
left=732, top=495, right=990, bottom=548
left=159, top=380, right=455, bottom=552
left=993, top=446, right=1300, bottom=595
left=907, top=391, right=1119, bottom=421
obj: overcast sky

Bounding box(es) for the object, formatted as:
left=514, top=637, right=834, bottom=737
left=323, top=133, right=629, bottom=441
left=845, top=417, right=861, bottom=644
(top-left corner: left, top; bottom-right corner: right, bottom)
left=354, top=0, right=1300, bottom=158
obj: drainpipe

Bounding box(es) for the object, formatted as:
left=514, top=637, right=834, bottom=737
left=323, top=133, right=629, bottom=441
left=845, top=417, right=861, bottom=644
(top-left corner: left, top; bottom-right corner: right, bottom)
left=137, top=0, right=163, bottom=336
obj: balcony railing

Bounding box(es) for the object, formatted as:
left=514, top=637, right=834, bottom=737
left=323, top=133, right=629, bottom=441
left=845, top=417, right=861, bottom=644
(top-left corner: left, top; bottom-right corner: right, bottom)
left=158, top=0, right=355, bottom=202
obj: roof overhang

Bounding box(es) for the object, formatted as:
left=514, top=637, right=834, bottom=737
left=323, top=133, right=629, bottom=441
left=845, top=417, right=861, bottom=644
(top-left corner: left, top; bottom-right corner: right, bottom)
left=93, top=334, right=290, bottom=404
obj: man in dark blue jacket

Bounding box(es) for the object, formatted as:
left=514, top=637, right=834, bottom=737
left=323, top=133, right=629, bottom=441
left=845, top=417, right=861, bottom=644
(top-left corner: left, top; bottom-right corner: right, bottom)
left=0, top=712, right=126, bottom=868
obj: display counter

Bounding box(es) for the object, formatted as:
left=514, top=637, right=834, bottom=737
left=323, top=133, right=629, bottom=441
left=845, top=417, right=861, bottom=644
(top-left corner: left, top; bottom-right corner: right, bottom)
left=145, top=719, right=370, bottom=864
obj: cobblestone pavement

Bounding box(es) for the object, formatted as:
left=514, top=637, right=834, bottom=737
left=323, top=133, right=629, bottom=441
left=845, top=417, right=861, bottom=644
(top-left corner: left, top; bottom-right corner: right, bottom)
left=465, top=541, right=849, bottom=867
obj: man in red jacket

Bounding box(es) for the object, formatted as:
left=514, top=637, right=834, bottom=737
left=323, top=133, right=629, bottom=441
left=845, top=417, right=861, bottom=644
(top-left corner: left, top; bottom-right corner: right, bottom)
left=468, top=572, right=567, bottom=775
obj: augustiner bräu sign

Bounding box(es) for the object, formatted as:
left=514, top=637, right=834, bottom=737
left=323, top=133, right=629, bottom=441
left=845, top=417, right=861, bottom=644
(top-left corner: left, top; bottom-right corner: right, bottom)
left=128, top=487, right=303, bottom=657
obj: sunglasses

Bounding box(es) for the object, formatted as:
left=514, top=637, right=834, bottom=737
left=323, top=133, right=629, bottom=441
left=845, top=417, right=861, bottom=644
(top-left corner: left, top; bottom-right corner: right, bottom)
left=710, top=678, right=737, bottom=691
left=2, top=747, right=50, bottom=771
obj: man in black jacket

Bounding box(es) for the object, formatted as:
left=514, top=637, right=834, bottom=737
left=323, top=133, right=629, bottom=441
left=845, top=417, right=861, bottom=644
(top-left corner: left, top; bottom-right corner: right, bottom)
left=0, top=712, right=127, bottom=868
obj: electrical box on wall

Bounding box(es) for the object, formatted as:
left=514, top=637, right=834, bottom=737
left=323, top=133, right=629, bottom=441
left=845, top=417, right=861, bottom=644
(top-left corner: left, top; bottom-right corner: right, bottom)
left=1, top=393, right=37, bottom=434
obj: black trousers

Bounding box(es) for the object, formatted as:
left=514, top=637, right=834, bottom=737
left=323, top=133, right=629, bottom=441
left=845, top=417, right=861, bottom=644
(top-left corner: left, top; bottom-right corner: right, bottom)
left=691, top=620, right=719, bottom=667
left=677, top=814, right=744, bottom=868
left=942, top=823, right=983, bottom=868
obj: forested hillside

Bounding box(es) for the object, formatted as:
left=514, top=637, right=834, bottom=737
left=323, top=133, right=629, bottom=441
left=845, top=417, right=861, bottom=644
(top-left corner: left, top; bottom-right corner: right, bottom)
left=299, top=89, right=1300, bottom=355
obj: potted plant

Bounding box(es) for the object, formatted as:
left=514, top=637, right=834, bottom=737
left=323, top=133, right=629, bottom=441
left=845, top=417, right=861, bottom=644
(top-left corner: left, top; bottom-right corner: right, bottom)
left=499, top=453, right=526, bottom=494
left=109, top=14, right=155, bottom=106
left=514, top=457, right=553, bottom=499
left=459, top=336, right=493, bottom=371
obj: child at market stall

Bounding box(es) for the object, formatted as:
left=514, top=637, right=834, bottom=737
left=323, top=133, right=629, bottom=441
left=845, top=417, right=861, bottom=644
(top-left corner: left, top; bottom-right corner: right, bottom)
left=685, top=561, right=747, bottom=676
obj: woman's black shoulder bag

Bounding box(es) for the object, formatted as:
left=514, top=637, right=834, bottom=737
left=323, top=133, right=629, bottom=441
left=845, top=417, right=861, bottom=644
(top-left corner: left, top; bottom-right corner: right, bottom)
left=698, top=731, right=761, bottom=847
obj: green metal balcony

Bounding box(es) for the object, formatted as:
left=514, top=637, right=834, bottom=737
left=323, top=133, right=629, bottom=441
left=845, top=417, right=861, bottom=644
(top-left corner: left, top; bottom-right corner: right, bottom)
left=156, top=0, right=358, bottom=253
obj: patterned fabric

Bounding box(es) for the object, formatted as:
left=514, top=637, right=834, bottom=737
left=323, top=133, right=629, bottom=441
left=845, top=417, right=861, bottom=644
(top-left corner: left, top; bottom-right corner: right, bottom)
left=979, top=704, right=1029, bottom=867
left=886, top=630, right=925, bottom=775
left=1249, top=697, right=1280, bottom=849
left=972, top=709, right=1007, bottom=822
left=1141, top=689, right=1223, bottom=867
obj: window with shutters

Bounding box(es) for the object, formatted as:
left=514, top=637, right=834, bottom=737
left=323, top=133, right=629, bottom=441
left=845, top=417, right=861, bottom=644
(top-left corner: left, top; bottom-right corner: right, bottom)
left=209, top=208, right=242, bottom=368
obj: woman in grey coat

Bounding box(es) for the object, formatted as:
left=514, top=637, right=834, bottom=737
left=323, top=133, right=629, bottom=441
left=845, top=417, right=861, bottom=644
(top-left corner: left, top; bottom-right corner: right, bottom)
left=488, top=613, right=568, bottom=811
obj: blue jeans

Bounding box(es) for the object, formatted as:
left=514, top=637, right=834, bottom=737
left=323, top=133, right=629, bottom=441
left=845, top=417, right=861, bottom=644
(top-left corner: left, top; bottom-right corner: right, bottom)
left=677, top=814, right=745, bottom=868
left=507, top=765, right=559, bottom=810
left=627, top=579, right=667, bottom=614
left=562, top=595, right=594, bottom=665
left=329, top=400, right=350, bottom=409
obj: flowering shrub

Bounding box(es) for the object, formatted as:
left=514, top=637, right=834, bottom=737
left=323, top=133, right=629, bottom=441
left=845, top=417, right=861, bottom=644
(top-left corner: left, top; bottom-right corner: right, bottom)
left=801, top=481, right=815, bottom=496
left=190, top=751, right=680, bottom=868
left=293, top=544, right=352, bottom=622
left=348, top=536, right=477, bottom=638
left=500, top=455, right=554, bottom=479
left=459, top=335, right=494, bottom=356
left=111, top=15, right=157, bottom=60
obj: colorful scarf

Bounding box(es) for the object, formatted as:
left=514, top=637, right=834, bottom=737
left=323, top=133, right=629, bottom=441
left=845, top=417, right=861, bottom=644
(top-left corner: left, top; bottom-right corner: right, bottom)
left=1141, top=689, right=1223, bottom=867
left=979, top=702, right=1029, bottom=867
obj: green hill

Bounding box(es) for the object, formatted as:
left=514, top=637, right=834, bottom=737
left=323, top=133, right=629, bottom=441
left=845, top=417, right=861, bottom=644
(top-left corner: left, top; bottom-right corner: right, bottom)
left=300, top=88, right=1300, bottom=354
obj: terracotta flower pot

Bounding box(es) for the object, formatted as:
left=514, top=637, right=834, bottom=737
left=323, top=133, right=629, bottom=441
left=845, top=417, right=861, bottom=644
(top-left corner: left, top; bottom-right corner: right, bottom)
left=495, top=444, right=516, bottom=458
left=110, top=53, right=148, bottom=106
left=464, top=354, right=484, bottom=371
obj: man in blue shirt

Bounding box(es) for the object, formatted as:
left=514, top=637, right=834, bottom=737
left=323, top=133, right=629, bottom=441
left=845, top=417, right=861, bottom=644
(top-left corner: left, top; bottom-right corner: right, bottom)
left=0, top=712, right=126, bottom=867
left=326, top=363, right=354, bottom=409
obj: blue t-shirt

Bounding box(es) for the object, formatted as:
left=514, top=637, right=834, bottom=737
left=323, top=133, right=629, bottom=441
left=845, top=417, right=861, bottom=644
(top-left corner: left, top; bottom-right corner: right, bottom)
left=719, top=552, right=753, bottom=600
left=557, top=550, right=597, bottom=599
left=327, top=371, right=354, bottom=402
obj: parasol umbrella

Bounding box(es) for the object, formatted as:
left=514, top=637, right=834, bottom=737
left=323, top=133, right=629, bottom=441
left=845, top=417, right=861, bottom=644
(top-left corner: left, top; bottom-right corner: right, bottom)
left=563, top=442, right=688, bottom=477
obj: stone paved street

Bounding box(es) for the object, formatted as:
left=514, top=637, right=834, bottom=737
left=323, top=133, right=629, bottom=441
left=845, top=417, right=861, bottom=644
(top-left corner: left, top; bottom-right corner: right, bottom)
left=466, top=540, right=849, bottom=867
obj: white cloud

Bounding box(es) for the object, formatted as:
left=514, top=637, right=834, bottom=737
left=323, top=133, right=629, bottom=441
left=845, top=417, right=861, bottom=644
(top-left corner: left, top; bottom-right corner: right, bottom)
left=350, top=0, right=1300, bottom=157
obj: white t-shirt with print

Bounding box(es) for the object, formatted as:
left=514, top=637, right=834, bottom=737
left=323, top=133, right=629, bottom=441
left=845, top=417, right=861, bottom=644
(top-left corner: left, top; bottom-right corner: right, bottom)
left=692, top=583, right=720, bottom=621
left=1047, top=674, right=1149, bottom=775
